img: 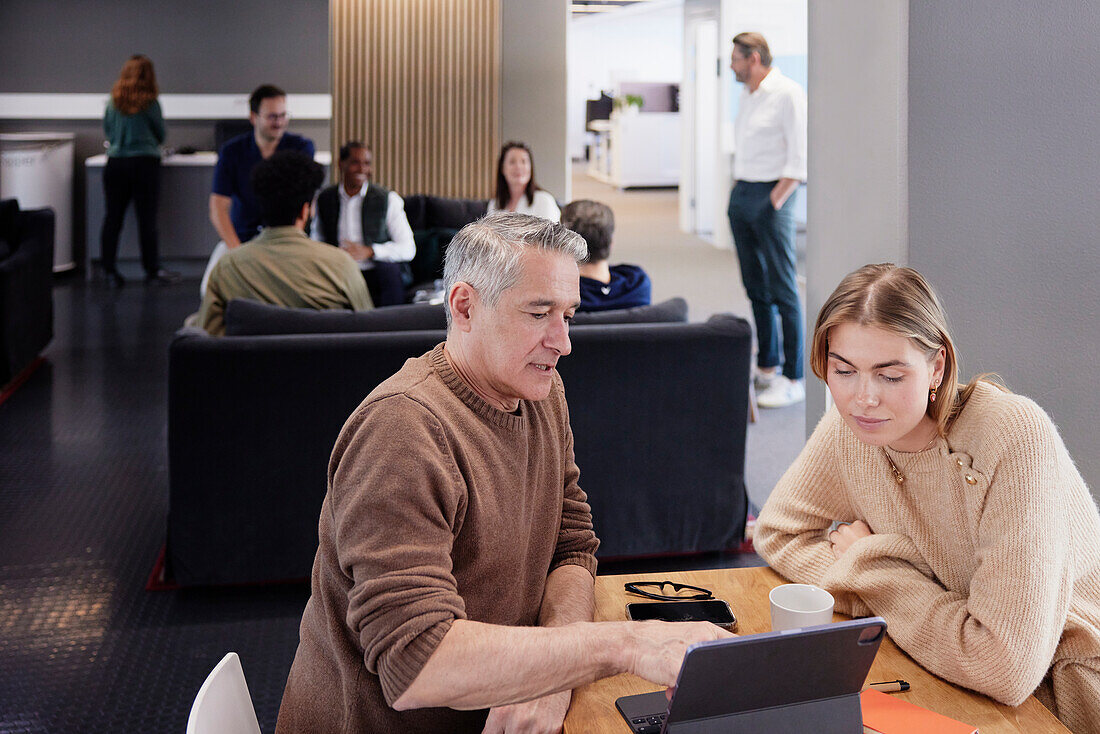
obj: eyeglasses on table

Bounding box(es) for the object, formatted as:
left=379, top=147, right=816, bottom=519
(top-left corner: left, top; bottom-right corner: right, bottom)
left=624, top=580, right=714, bottom=602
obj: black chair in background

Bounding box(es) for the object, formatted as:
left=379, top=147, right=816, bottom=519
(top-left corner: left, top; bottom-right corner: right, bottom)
left=214, top=120, right=254, bottom=152
left=585, top=92, right=613, bottom=128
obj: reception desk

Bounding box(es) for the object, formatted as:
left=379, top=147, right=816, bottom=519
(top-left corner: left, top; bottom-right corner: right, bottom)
left=84, top=151, right=330, bottom=274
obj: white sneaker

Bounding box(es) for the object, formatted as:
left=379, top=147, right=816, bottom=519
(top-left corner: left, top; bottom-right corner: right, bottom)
left=757, top=376, right=805, bottom=408
left=753, top=369, right=780, bottom=392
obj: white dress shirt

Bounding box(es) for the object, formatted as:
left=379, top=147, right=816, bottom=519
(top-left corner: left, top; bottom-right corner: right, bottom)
left=311, top=183, right=416, bottom=270
left=486, top=189, right=561, bottom=222
left=733, top=67, right=808, bottom=182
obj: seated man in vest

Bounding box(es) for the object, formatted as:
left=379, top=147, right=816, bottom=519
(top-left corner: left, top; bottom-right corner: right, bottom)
left=275, top=213, right=730, bottom=733
left=561, top=199, right=652, bottom=312
left=197, top=151, right=372, bottom=336
left=311, top=141, right=415, bottom=306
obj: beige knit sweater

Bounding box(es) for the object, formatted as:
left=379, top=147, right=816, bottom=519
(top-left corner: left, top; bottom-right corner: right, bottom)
left=755, top=382, right=1100, bottom=733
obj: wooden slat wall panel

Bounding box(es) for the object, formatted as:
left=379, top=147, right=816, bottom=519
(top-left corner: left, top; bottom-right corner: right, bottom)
left=330, top=0, right=501, bottom=198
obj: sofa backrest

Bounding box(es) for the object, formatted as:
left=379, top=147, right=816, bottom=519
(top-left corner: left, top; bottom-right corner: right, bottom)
left=225, top=299, right=449, bottom=335
left=224, top=297, right=688, bottom=336
left=570, top=298, right=686, bottom=325
left=0, top=199, right=19, bottom=256
left=560, top=314, right=751, bottom=558
left=403, top=194, right=489, bottom=231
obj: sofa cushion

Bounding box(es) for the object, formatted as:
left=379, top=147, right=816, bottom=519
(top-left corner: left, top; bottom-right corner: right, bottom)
left=224, top=299, right=448, bottom=336
left=570, top=297, right=688, bottom=325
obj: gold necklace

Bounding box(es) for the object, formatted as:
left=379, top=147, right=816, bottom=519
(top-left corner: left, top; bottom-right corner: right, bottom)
left=884, top=433, right=939, bottom=484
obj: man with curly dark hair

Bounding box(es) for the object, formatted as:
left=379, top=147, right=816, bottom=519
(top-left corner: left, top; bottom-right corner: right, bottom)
left=197, top=151, right=372, bottom=336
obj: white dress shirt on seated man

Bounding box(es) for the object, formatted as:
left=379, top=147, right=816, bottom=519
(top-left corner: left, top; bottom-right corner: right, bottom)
left=311, top=184, right=416, bottom=271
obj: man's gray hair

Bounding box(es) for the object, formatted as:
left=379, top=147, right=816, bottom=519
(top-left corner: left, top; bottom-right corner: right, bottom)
left=443, top=212, right=588, bottom=326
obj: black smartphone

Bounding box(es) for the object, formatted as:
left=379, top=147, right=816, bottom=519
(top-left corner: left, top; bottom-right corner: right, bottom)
left=626, top=600, right=737, bottom=631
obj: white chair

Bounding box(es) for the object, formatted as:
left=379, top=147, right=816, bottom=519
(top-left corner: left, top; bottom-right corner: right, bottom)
left=186, top=652, right=263, bottom=734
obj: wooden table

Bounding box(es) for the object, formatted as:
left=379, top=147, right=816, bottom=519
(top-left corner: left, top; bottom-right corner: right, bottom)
left=564, top=567, right=1069, bottom=733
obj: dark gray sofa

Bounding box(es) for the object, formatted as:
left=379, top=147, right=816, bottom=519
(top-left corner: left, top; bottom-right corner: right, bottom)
left=0, top=200, right=54, bottom=386
left=166, top=298, right=752, bottom=585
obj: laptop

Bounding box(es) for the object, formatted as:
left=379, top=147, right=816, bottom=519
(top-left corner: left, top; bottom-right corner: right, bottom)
left=616, top=617, right=886, bottom=734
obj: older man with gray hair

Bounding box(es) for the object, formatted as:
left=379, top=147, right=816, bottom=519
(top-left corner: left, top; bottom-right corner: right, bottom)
left=276, top=213, right=731, bottom=734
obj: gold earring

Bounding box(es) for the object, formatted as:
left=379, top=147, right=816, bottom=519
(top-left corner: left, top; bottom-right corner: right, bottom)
left=929, top=384, right=938, bottom=403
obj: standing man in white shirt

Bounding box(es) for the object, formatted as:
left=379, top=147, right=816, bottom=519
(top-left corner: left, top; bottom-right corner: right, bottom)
left=312, top=142, right=416, bottom=306
left=727, top=32, right=808, bottom=408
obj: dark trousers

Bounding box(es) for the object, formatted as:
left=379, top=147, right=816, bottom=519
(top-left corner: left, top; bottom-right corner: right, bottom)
left=364, top=261, right=408, bottom=307
left=100, top=155, right=161, bottom=275
left=728, top=180, right=803, bottom=380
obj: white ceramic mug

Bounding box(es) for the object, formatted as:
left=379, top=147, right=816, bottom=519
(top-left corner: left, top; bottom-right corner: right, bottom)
left=769, top=584, right=835, bottom=631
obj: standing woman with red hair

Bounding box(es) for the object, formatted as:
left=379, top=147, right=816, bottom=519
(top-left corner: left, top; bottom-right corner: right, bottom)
left=100, top=55, right=174, bottom=286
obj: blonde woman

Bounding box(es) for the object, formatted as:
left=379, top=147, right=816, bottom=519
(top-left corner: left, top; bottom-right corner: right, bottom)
left=755, top=263, right=1100, bottom=733
left=101, top=54, right=175, bottom=286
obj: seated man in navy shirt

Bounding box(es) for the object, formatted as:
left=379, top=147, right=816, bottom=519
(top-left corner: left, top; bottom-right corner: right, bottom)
left=203, top=84, right=315, bottom=293
left=311, top=141, right=415, bottom=306
left=561, top=199, right=651, bottom=312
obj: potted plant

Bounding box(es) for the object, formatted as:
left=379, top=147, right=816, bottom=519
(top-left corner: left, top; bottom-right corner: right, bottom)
left=613, top=94, right=644, bottom=115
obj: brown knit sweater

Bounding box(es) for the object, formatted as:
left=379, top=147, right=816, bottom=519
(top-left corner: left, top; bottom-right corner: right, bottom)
left=755, top=382, right=1100, bottom=734
left=275, top=344, right=599, bottom=733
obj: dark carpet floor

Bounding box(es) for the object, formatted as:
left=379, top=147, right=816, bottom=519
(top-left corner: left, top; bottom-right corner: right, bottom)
left=0, top=276, right=763, bottom=733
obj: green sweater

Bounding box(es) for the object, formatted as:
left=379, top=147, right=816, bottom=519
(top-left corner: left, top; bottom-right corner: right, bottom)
left=198, top=226, right=373, bottom=336
left=103, top=99, right=165, bottom=158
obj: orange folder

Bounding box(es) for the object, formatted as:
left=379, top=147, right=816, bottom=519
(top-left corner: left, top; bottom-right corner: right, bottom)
left=861, top=689, right=978, bottom=734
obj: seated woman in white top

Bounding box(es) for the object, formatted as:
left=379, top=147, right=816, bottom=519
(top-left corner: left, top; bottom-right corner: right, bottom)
left=486, top=141, right=560, bottom=221
left=754, top=263, right=1100, bottom=734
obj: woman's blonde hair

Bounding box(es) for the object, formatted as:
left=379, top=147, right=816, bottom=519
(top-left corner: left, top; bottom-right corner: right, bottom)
left=811, top=263, right=998, bottom=436
left=111, top=55, right=158, bottom=115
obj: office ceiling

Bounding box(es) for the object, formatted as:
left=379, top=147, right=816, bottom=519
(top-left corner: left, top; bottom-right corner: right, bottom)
left=570, top=0, right=656, bottom=16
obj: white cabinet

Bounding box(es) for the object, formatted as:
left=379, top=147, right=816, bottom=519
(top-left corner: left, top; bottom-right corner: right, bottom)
left=588, top=111, right=680, bottom=188
left=0, top=133, right=76, bottom=271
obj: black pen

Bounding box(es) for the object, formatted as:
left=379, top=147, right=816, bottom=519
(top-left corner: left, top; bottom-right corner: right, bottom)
left=867, top=679, right=910, bottom=693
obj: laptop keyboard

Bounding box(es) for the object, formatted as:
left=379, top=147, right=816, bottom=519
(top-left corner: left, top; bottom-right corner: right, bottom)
left=628, top=711, right=667, bottom=733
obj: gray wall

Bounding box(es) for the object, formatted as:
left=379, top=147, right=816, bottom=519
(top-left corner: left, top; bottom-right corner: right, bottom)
left=0, top=0, right=328, bottom=93
left=0, top=0, right=329, bottom=265
left=806, top=0, right=909, bottom=424
left=810, top=0, right=1099, bottom=492
left=502, top=0, right=569, bottom=202
left=908, top=1, right=1100, bottom=492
